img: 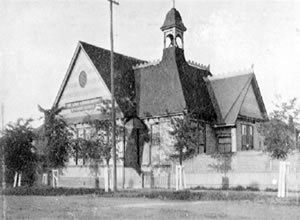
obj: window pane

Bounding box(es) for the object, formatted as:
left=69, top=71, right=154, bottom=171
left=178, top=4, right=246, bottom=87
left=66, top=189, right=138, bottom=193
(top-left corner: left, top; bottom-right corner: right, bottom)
left=249, top=126, right=253, bottom=135
left=152, top=124, right=160, bottom=146
left=242, top=125, right=246, bottom=135
left=151, top=123, right=160, bottom=165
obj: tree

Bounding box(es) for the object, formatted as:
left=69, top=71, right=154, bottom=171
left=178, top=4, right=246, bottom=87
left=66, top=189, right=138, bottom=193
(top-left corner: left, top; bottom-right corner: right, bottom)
left=69, top=138, right=90, bottom=166
left=169, top=112, right=203, bottom=165
left=209, top=151, right=235, bottom=189
left=2, top=119, right=38, bottom=186
left=260, top=97, right=300, bottom=160
left=38, top=105, right=72, bottom=169
left=70, top=99, right=124, bottom=168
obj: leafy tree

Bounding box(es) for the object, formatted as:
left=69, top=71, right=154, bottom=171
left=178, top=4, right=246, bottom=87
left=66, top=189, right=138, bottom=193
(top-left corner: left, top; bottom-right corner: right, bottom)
left=38, top=105, right=72, bottom=169
left=1, top=119, right=38, bottom=186
left=69, top=138, right=90, bottom=166
left=260, top=97, right=300, bottom=160
left=209, top=151, right=235, bottom=189
left=169, top=112, right=203, bottom=165
left=70, top=99, right=124, bottom=168
left=209, top=152, right=234, bottom=177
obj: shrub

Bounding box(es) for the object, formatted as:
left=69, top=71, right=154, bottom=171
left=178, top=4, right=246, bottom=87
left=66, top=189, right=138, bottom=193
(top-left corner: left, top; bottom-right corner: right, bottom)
left=230, top=185, right=245, bottom=191
left=246, top=186, right=260, bottom=191
left=191, top=185, right=256, bottom=192
left=1, top=186, right=104, bottom=196
left=265, top=188, right=277, bottom=192
left=1, top=187, right=269, bottom=202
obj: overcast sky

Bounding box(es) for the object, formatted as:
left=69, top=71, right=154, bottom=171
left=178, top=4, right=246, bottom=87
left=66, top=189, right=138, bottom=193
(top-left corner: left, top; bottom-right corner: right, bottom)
left=1, top=0, right=300, bottom=126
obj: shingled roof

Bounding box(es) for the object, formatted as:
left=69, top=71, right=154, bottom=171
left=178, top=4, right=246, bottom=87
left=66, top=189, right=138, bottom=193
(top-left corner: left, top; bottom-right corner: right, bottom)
left=161, top=8, right=187, bottom=31
left=208, top=73, right=268, bottom=124
left=135, top=46, right=216, bottom=120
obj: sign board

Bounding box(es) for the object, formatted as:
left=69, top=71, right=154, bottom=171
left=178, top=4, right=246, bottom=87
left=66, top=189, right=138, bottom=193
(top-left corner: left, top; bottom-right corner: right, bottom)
left=65, top=97, right=103, bottom=113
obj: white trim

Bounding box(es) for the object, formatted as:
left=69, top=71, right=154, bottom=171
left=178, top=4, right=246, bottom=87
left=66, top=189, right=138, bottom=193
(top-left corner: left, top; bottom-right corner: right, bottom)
left=231, top=128, right=237, bottom=152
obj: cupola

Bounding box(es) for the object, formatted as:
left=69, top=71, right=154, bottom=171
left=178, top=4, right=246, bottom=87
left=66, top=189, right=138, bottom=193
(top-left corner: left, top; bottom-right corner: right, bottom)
left=161, top=8, right=187, bottom=49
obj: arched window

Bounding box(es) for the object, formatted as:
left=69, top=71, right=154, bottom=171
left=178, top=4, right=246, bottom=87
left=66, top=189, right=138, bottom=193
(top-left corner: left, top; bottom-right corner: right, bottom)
left=176, top=35, right=183, bottom=48
left=166, top=34, right=174, bottom=47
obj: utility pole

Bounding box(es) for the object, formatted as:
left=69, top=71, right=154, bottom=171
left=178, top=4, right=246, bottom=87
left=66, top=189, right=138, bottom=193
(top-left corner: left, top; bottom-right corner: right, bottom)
left=108, top=0, right=119, bottom=192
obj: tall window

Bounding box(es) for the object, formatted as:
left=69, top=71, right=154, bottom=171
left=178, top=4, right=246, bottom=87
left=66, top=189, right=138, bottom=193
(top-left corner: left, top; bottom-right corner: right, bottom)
left=241, top=124, right=254, bottom=150
left=151, top=123, right=160, bottom=165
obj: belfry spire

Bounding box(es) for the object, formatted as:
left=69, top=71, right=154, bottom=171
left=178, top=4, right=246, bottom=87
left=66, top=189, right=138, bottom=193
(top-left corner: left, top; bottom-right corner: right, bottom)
left=161, top=8, right=186, bottom=49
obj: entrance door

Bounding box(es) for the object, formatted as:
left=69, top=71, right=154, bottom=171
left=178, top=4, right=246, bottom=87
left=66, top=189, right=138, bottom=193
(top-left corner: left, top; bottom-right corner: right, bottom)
left=241, top=124, right=253, bottom=150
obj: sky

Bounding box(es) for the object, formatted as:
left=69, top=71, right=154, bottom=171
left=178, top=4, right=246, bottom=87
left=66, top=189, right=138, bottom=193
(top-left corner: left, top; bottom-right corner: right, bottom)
left=0, top=0, right=300, bottom=127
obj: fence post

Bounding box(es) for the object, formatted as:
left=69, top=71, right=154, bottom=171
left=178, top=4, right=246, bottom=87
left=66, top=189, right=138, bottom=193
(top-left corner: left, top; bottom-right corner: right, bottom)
left=104, top=166, right=109, bottom=192
left=17, top=173, right=22, bottom=187
left=13, top=172, right=18, bottom=187
left=278, top=161, right=290, bottom=198
left=176, top=165, right=184, bottom=191
left=52, top=169, right=59, bottom=188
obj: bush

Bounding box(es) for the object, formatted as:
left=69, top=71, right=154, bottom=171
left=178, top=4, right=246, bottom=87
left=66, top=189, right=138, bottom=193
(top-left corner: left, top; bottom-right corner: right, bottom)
left=265, top=188, right=277, bottom=192
left=1, top=186, right=104, bottom=196
left=105, top=190, right=265, bottom=202
left=191, top=186, right=218, bottom=190
left=230, top=185, right=245, bottom=191
left=246, top=186, right=260, bottom=191
left=1, top=187, right=270, bottom=202
left=191, top=185, right=259, bottom=192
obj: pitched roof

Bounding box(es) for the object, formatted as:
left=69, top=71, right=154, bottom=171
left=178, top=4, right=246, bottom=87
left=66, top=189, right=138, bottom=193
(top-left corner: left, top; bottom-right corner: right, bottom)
left=135, top=46, right=216, bottom=120
left=208, top=73, right=268, bottom=124
left=161, top=8, right=187, bottom=31
left=54, top=41, right=145, bottom=119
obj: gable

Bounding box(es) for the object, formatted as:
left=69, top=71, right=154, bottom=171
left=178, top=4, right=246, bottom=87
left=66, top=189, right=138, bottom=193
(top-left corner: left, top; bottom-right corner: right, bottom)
left=59, top=48, right=111, bottom=105
left=209, top=74, right=253, bottom=124
left=209, top=73, right=268, bottom=124
left=57, top=47, right=115, bottom=122
left=239, top=81, right=264, bottom=119
left=54, top=41, right=145, bottom=123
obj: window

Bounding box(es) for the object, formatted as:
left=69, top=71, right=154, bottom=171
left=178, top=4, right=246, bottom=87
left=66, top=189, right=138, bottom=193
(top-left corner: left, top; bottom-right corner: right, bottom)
left=218, top=136, right=231, bottom=153
left=151, top=123, right=161, bottom=165
left=241, top=124, right=254, bottom=150
left=242, top=125, right=247, bottom=135
left=249, top=126, right=253, bottom=136
left=151, top=123, right=160, bottom=146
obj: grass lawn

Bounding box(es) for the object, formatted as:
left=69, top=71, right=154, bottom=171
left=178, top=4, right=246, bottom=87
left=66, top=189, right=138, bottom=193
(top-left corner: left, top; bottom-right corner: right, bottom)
left=1, top=195, right=300, bottom=220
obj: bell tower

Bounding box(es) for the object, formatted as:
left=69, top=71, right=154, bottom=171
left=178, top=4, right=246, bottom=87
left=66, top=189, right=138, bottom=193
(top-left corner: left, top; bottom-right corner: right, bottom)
left=161, top=8, right=187, bottom=49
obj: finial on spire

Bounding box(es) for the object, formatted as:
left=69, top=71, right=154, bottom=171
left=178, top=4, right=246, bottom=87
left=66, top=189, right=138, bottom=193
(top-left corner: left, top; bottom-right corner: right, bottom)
left=173, top=0, right=175, bottom=8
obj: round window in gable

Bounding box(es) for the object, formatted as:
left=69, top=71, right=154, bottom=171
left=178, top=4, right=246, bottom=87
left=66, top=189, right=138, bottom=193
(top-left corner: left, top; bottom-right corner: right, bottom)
left=79, top=71, right=87, bottom=88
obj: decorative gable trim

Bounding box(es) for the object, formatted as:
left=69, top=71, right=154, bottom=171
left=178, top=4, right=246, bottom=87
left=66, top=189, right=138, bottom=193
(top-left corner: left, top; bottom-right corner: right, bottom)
left=250, top=75, right=268, bottom=120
